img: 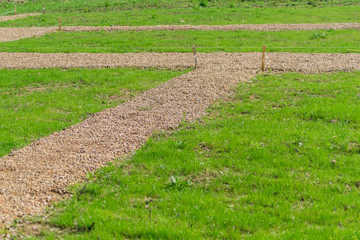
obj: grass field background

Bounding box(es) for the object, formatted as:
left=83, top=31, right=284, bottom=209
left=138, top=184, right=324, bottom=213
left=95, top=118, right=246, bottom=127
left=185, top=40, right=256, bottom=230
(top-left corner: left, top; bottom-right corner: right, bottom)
left=0, top=0, right=358, bottom=14
left=0, top=6, right=359, bottom=27
left=0, top=68, right=187, bottom=158
left=1, top=29, right=358, bottom=53
left=22, top=71, right=360, bottom=239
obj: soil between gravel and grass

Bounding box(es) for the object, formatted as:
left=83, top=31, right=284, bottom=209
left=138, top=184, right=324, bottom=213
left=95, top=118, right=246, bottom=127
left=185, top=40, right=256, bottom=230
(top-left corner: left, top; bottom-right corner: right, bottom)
left=0, top=52, right=359, bottom=228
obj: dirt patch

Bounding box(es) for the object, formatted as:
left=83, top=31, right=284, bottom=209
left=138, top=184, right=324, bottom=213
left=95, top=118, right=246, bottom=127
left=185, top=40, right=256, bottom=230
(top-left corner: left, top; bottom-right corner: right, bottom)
left=0, top=52, right=359, bottom=227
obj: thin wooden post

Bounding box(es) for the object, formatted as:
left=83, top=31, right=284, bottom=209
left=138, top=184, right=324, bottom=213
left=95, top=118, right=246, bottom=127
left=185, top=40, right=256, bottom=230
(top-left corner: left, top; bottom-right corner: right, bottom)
left=14, top=5, right=16, bottom=15
left=43, top=3, right=45, bottom=14
left=193, top=45, right=198, bottom=69
left=58, top=17, right=61, bottom=31
left=261, top=45, right=266, bottom=72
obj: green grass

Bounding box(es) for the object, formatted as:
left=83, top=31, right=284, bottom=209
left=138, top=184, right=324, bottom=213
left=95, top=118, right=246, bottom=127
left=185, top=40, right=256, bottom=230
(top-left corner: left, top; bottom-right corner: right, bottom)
left=0, top=68, right=187, bottom=158
left=1, top=6, right=359, bottom=27
left=0, top=0, right=357, bottom=14
left=22, top=71, right=360, bottom=239
left=1, top=29, right=359, bottom=53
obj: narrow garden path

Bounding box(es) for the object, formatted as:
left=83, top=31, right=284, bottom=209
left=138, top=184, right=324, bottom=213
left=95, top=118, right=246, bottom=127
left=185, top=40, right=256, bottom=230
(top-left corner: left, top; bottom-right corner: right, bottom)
left=0, top=52, right=359, bottom=225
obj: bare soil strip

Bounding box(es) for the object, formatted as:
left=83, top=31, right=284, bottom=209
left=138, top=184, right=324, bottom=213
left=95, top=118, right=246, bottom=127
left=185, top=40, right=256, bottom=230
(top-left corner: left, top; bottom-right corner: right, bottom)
left=1, top=22, right=359, bottom=42
left=0, top=52, right=359, bottom=225
left=0, top=13, right=39, bottom=23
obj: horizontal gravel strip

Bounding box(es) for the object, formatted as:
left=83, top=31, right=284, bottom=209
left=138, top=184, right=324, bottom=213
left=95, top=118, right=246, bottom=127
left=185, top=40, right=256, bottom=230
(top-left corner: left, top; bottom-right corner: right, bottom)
left=63, top=23, right=360, bottom=32
left=0, top=52, right=359, bottom=225
left=0, top=13, right=39, bottom=22
left=1, top=22, right=360, bottom=42
left=0, top=52, right=358, bottom=71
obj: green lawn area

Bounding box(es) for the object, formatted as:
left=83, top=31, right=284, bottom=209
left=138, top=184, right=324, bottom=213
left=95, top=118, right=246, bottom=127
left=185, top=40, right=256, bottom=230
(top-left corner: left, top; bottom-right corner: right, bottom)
left=0, top=0, right=357, bottom=14
left=21, top=71, right=360, bottom=239
left=1, top=29, right=359, bottom=53
left=0, top=68, right=187, bottom=158
left=0, top=6, right=359, bottom=27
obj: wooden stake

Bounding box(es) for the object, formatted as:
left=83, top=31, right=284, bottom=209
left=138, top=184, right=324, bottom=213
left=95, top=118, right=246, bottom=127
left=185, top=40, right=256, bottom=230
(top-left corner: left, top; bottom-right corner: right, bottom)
left=261, top=45, right=266, bottom=72
left=43, top=3, right=45, bottom=14
left=14, top=5, right=16, bottom=15
left=193, top=45, right=198, bottom=69
left=58, top=17, right=61, bottom=31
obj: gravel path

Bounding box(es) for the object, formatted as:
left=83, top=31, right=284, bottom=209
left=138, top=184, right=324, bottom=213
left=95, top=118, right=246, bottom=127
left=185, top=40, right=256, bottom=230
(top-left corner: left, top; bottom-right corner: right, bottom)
left=0, top=13, right=39, bottom=23
left=0, top=52, right=359, bottom=225
left=1, top=22, right=359, bottom=42
left=62, top=23, right=360, bottom=32
left=0, top=27, right=54, bottom=42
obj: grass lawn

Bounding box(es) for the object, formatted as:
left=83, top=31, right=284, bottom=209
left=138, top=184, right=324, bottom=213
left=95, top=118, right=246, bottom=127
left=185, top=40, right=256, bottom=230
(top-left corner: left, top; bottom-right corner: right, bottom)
left=18, top=71, right=360, bottom=239
left=0, top=6, right=359, bottom=27
left=1, top=29, right=359, bottom=53
left=0, top=68, right=187, bottom=158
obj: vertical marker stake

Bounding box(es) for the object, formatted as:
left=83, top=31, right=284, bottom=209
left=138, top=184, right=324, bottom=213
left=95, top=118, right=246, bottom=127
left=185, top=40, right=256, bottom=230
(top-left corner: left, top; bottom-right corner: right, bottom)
left=43, top=3, right=45, bottom=14
left=193, top=45, right=198, bottom=69
left=262, top=45, right=266, bottom=72
left=14, top=5, right=16, bottom=15
left=59, top=17, right=61, bottom=31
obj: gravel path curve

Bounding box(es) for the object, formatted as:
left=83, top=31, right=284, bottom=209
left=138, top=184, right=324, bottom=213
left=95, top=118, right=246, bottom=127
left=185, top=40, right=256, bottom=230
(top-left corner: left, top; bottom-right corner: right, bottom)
left=1, top=22, right=359, bottom=42
left=0, top=27, right=54, bottom=42
left=0, top=52, right=359, bottom=225
left=0, top=13, right=39, bottom=23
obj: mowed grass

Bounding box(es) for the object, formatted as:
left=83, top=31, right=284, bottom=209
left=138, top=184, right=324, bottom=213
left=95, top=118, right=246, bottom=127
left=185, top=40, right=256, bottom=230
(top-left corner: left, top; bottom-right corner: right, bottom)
left=0, top=68, right=187, bottom=158
left=1, top=29, right=359, bottom=53
left=1, top=6, right=359, bottom=27
left=23, top=71, right=360, bottom=239
left=0, top=0, right=357, bottom=15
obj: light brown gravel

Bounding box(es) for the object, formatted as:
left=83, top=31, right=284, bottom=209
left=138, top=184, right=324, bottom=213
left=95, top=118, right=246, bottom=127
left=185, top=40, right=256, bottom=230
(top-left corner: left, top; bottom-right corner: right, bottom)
left=0, top=13, right=39, bottom=23
left=1, top=22, right=360, bottom=42
left=0, top=52, right=359, bottom=226
left=62, top=23, right=360, bottom=32
left=0, top=27, right=54, bottom=42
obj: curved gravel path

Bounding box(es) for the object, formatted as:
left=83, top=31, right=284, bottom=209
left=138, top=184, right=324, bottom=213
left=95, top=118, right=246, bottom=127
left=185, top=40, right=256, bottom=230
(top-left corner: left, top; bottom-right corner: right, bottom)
left=0, top=13, right=39, bottom=22
left=0, top=52, right=359, bottom=225
left=1, top=22, right=359, bottom=42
